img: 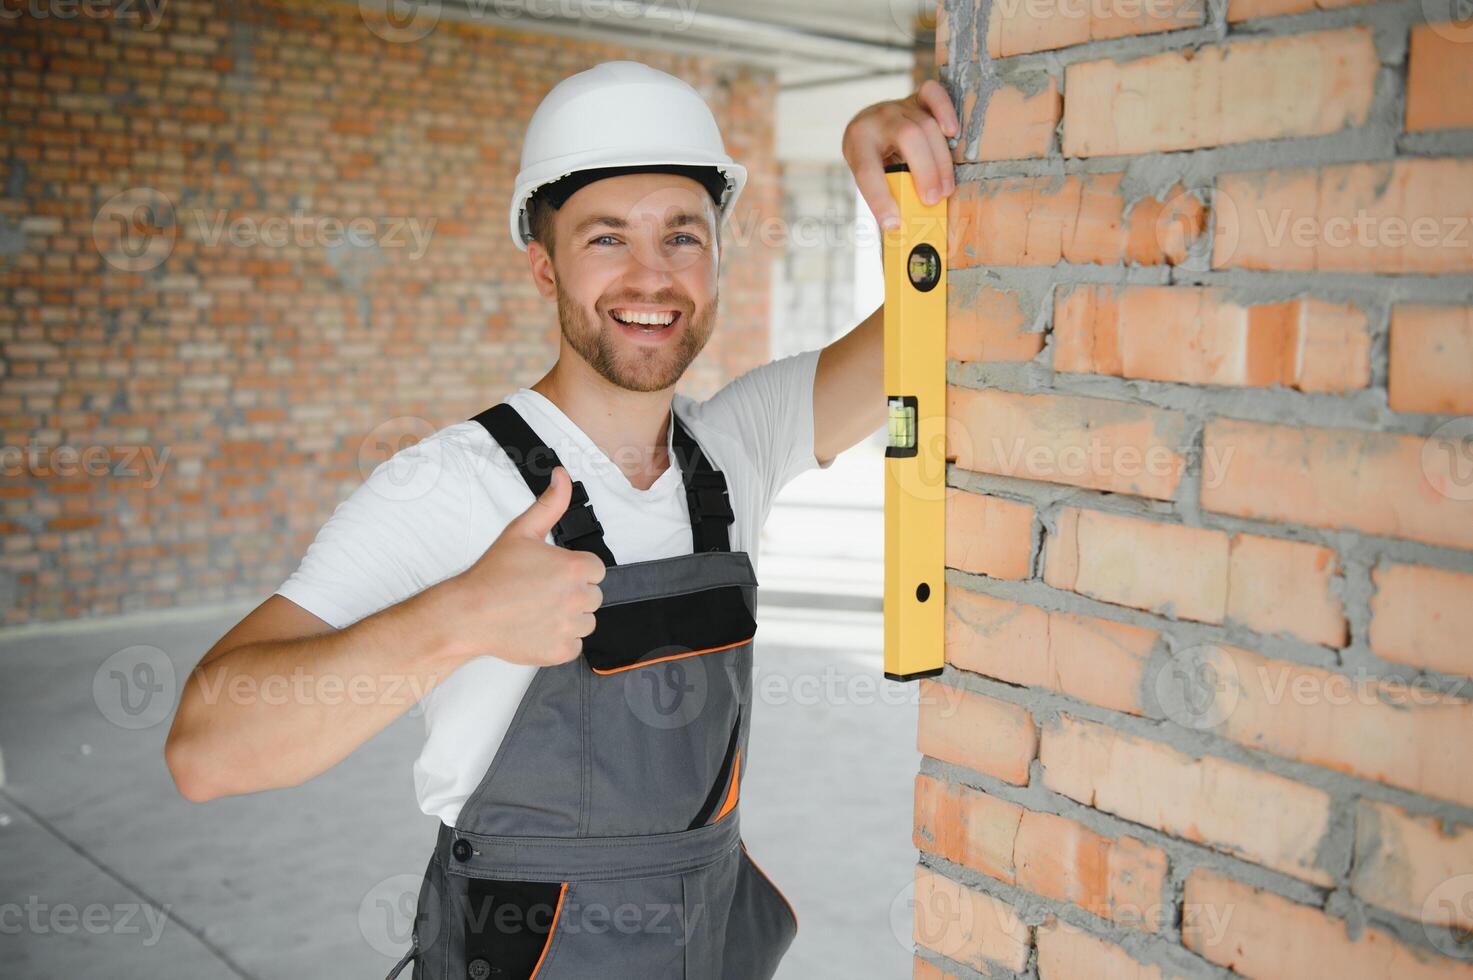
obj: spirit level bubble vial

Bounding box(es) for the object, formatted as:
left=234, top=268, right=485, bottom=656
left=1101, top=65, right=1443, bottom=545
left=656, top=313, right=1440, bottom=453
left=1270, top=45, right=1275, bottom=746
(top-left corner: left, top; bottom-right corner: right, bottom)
left=881, top=163, right=947, bottom=683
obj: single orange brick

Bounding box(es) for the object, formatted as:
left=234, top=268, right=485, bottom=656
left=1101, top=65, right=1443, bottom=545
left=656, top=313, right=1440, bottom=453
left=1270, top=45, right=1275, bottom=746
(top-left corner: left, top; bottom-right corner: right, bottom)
left=1389, top=304, right=1473, bottom=415
left=913, top=867, right=1031, bottom=974
left=1291, top=297, right=1374, bottom=393
left=1370, top=562, right=1473, bottom=676
left=1228, top=0, right=1371, bottom=20
left=1407, top=24, right=1473, bottom=133
left=913, top=773, right=1024, bottom=882
left=1043, top=507, right=1229, bottom=624
left=948, top=387, right=1188, bottom=500
left=1014, top=810, right=1168, bottom=930
left=975, top=77, right=1059, bottom=162
left=945, top=490, right=1035, bottom=579
left=1226, top=533, right=1347, bottom=647
left=1202, top=418, right=1473, bottom=551
left=946, top=589, right=1158, bottom=715
left=987, top=0, right=1204, bottom=57
left=917, top=680, right=1038, bottom=785
left=1037, top=920, right=1164, bottom=979
left=946, top=285, right=1044, bottom=364
left=1185, top=868, right=1473, bottom=978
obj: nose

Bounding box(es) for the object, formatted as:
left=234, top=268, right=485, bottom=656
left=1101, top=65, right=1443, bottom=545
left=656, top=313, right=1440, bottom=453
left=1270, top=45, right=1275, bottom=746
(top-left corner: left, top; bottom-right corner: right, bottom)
left=618, top=238, right=683, bottom=289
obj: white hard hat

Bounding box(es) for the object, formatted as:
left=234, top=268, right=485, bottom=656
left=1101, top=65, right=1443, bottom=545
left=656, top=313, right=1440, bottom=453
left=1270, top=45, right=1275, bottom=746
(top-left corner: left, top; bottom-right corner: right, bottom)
left=509, top=60, right=748, bottom=252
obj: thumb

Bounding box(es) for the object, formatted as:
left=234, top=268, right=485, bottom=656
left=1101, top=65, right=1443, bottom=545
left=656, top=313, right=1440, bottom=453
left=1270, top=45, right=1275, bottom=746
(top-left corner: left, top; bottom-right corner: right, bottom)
left=508, top=465, right=572, bottom=540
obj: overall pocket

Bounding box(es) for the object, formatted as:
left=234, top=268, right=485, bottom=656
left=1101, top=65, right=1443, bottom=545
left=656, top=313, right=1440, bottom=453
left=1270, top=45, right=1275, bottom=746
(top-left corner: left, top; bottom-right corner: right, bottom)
left=740, top=843, right=798, bottom=937
left=582, top=569, right=756, bottom=838
left=521, top=873, right=690, bottom=979
left=581, top=581, right=756, bottom=675
left=449, top=873, right=568, bottom=980
left=723, top=843, right=798, bottom=980
left=682, top=841, right=797, bottom=980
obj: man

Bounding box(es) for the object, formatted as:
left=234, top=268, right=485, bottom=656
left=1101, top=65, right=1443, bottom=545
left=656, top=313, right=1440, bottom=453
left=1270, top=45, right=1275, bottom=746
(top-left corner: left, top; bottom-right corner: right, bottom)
left=166, top=60, right=957, bottom=979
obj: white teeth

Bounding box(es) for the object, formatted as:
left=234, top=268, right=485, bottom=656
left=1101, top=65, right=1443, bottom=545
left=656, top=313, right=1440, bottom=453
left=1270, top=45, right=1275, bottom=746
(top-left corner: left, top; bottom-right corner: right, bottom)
left=612, top=309, right=677, bottom=326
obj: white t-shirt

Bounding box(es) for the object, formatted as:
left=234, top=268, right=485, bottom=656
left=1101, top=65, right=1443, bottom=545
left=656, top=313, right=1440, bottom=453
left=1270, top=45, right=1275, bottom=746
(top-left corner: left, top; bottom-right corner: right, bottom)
left=275, top=347, right=832, bottom=826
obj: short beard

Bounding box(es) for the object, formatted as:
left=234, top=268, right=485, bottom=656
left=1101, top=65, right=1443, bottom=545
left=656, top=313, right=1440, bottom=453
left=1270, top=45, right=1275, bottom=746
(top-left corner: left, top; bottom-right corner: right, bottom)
left=555, top=276, right=715, bottom=393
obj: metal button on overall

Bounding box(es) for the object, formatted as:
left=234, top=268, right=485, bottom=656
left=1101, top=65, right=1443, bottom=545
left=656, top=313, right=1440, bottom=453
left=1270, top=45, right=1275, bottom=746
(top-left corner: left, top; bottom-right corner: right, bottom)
left=389, top=402, right=797, bottom=980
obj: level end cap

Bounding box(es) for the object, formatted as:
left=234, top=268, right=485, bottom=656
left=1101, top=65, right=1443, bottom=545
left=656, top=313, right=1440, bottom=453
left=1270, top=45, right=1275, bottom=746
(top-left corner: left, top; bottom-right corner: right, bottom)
left=883, top=667, right=944, bottom=683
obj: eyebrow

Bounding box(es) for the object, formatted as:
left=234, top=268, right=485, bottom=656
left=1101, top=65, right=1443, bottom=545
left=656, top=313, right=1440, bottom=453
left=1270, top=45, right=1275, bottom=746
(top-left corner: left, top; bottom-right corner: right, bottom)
left=572, top=212, right=713, bottom=237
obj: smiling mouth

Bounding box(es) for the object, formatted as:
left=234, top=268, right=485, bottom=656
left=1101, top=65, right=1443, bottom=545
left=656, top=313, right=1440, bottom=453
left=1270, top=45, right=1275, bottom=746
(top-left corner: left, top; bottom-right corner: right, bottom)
left=608, top=309, right=682, bottom=334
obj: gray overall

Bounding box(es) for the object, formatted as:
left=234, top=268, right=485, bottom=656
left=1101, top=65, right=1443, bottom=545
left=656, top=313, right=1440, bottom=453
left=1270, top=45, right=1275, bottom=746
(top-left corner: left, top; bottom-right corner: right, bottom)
left=388, top=401, right=798, bottom=980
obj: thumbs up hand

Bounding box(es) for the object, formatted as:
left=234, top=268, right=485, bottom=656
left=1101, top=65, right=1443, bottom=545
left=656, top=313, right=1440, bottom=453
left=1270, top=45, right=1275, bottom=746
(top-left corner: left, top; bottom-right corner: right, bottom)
left=446, top=466, right=607, bottom=667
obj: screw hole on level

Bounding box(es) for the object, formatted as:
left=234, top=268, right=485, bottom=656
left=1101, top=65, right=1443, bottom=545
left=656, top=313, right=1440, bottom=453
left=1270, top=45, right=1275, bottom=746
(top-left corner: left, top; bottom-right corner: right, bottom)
left=916, top=583, right=930, bottom=602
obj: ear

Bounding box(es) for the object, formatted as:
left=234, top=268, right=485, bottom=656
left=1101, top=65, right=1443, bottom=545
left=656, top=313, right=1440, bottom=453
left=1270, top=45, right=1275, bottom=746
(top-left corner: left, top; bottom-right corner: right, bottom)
left=528, top=240, right=557, bottom=299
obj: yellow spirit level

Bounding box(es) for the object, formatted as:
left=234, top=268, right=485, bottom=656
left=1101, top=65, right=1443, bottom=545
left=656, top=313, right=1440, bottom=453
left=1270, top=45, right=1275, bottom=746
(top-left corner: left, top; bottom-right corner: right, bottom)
left=881, top=163, right=946, bottom=682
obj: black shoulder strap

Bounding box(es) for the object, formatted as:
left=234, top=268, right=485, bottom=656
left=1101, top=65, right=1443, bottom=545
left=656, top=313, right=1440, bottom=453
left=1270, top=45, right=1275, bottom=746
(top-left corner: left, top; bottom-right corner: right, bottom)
left=471, top=402, right=735, bottom=561
left=471, top=403, right=617, bottom=567
left=670, top=410, right=735, bottom=554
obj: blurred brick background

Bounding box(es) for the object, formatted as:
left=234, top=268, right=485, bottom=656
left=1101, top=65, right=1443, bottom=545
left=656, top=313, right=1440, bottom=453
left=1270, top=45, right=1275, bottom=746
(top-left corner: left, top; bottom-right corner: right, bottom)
left=923, top=0, right=1473, bottom=976
left=0, top=0, right=779, bottom=625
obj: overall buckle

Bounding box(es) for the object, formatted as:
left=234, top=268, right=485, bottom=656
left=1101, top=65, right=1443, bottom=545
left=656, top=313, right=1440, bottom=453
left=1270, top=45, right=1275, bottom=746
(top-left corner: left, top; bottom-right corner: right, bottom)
left=687, top=471, right=734, bottom=525
left=553, top=480, right=605, bottom=546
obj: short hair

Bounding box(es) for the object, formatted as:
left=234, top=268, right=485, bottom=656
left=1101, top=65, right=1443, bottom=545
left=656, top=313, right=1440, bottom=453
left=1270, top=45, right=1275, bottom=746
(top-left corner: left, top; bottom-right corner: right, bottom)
left=527, top=191, right=558, bottom=260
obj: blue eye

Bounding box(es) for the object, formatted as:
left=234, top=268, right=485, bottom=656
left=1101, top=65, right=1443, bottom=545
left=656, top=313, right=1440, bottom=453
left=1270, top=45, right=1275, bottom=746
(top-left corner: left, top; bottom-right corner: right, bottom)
left=589, top=233, right=702, bottom=247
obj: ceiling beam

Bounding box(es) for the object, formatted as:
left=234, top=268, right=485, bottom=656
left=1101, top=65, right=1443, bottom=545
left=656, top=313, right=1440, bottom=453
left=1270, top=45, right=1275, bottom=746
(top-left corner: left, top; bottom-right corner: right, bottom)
left=350, top=0, right=916, bottom=72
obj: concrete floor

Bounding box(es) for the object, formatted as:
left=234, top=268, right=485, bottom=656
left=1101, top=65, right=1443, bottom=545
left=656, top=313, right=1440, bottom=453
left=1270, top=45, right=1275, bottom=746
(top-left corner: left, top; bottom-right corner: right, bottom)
left=0, top=440, right=922, bottom=979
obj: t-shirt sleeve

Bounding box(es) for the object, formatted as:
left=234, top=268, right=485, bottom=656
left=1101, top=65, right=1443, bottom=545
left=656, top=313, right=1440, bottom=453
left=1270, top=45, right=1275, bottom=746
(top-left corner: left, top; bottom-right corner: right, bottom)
left=693, top=347, right=834, bottom=520
left=274, top=431, right=481, bottom=630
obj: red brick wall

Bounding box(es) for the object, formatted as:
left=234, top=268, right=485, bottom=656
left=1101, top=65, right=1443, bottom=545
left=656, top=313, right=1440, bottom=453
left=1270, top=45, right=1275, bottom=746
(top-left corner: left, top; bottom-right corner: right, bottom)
left=0, top=0, right=777, bottom=625
left=924, top=0, right=1473, bottom=975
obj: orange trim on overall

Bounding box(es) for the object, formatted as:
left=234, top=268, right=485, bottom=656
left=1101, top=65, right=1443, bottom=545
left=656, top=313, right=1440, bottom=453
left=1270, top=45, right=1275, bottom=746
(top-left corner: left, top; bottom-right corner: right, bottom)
left=589, top=636, right=754, bottom=675
left=740, top=842, right=798, bottom=934
left=528, top=881, right=569, bottom=980
left=713, top=748, right=741, bottom=822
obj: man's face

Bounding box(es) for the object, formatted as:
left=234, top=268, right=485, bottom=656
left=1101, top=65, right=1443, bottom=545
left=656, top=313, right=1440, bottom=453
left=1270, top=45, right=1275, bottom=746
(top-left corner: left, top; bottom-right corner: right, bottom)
left=535, top=173, right=721, bottom=394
